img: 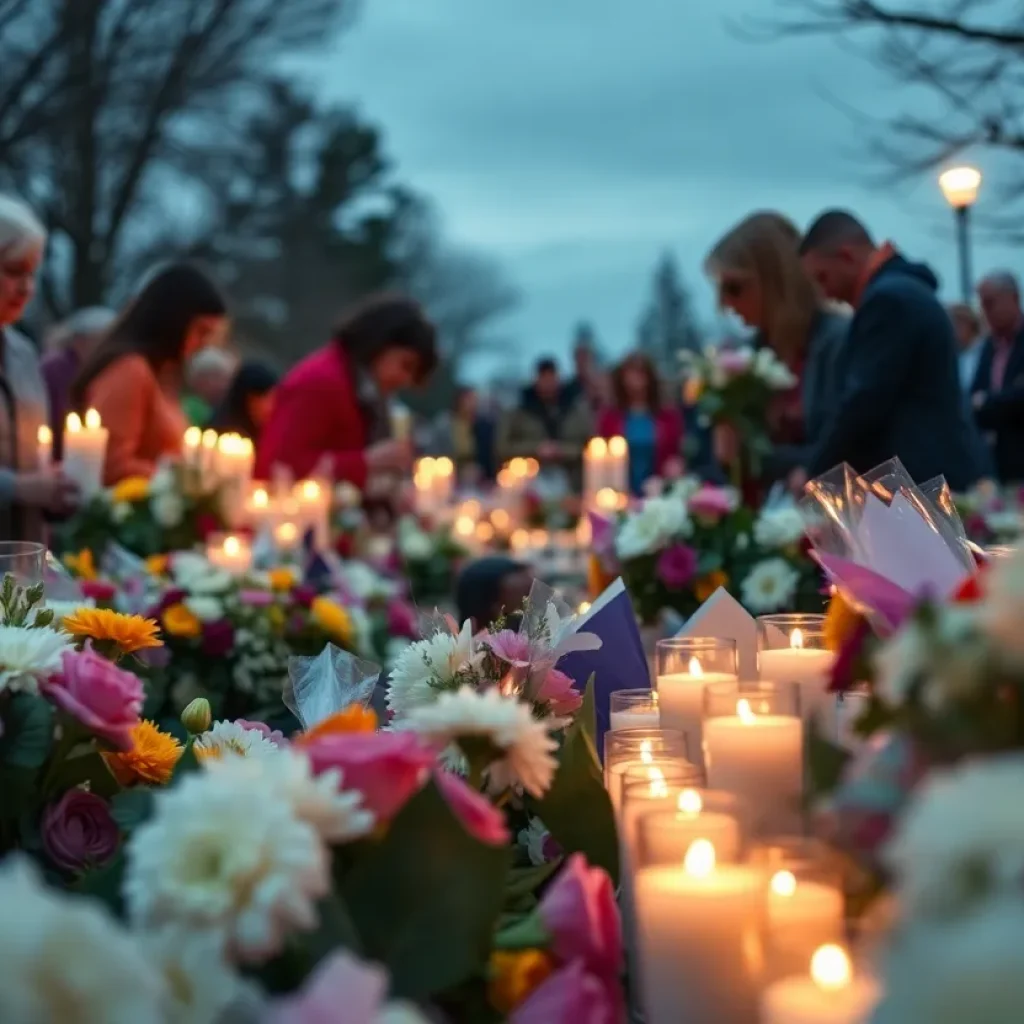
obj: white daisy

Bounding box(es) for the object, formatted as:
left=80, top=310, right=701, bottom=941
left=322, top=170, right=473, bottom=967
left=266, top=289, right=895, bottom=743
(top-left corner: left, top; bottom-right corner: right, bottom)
left=125, top=764, right=330, bottom=963
left=740, top=558, right=800, bottom=613
left=403, top=685, right=560, bottom=797
left=203, top=748, right=375, bottom=844
left=0, top=624, right=73, bottom=694
left=194, top=720, right=281, bottom=763
left=387, top=619, right=480, bottom=719
left=615, top=495, right=692, bottom=560
left=753, top=504, right=806, bottom=549
left=0, top=856, right=166, bottom=1022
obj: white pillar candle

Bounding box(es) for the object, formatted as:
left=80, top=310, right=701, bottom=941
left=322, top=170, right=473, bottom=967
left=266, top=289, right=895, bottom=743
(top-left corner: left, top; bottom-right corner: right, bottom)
left=390, top=402, right=412, bottom=441
left=274, top=520, right=300, bottom=555
left=206, top=533, right=253, bottom=575
left=36, top=424, right=52, bottom=470
left=635, top=840, right=764, bottom=1024
left=657, top=657, right=737, bottom=772
left=245, top=485, right=277, bottom=535
left=294, top=479, right=331, bottom=550
left=608, top=434, right=629, bottom=493
left=704, top=697, right=803, bottom=835
left=641, top=789, right=742, bottom=864
left=610, top=705, right=661, bottom=732
left=62, top=409, right=108, bottom=499
left=217, top=433, right=255, bottom=527
left=200, top=429, right=219, bottom=488
left=433, top=456, right=454, bottom=508
left=766, top=870, right=845, bottom=980
left=759, top=627, right=834, bottom=723
left=761, top=945, right=878, bottom=1024
left=183, top=425, right=202, bottom=471
left=583, top=437, right=607, bottom=507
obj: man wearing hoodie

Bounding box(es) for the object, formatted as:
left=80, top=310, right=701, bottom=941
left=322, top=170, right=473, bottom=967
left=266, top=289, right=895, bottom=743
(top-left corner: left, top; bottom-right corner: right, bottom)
left=797, top=210, right=986, bottom=489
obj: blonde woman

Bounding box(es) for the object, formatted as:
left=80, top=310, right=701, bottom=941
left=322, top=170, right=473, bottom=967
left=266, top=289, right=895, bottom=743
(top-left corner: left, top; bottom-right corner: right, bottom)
left=704, top=211, right=848, bottom=489
left=0, top=194, right=80, bottom=541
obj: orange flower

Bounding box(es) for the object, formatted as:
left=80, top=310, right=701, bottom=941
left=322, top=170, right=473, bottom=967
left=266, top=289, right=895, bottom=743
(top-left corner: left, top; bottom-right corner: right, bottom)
left=63, top=549, right=97, bottom=581
left=268, top=567, right=297, bottom=592
left=162, top=603, right=201, bottom=639
left=824, top=592, right=863, bottom=652
left=145, top=554, right=170, bottom=577
left=62, top=607, right=163, bottom=653
left=104, top=720, right=183, bottom=786
left=295, top=704, right=378, bottom=746
left=694, top=570, right=729, bottom=603
left=488, top=950, right=556, bottom=1014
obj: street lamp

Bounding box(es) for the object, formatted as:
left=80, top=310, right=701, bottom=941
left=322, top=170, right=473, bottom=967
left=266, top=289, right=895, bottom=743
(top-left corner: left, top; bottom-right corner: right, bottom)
left=939, top=165, right=982, bottom=303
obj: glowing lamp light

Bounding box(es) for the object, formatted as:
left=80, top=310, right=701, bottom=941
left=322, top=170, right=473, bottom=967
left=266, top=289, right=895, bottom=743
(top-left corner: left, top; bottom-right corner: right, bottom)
left=939, top=166, right=982, bottom=209
left=810, top=944, right=852, bottom=992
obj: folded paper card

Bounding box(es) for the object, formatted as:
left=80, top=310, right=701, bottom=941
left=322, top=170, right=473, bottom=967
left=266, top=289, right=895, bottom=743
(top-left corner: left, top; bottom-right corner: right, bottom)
left=672, top=587, right=758, bottom=680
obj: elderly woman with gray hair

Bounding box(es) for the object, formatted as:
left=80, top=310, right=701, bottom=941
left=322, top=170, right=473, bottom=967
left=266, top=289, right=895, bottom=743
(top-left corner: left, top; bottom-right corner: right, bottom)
left=0, top=194, right=80, bottom=541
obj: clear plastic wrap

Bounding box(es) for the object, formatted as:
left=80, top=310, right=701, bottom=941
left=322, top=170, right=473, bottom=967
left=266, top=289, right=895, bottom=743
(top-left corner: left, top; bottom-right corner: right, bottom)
left=283, top=644, right=381, bottom=730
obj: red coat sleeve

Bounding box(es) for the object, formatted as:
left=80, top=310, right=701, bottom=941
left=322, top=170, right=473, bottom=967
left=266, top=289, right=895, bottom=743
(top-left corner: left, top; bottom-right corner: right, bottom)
left=256, top=379, right=368, bottom=487
left=596, top=408, right=620, bottom=438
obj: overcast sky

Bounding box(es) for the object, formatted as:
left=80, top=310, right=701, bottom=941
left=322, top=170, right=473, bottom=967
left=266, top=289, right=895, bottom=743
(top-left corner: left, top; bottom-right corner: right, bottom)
left=317, top=0, right=1018, bottom=381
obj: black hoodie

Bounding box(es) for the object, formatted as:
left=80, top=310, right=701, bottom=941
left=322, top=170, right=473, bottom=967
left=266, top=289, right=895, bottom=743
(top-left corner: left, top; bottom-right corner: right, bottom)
left=808, top=253, right=988, bottom=489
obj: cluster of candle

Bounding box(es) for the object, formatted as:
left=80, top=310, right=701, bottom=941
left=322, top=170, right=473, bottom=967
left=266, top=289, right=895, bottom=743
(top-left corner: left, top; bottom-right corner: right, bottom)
left=40, top=409, right=109, bottom=499
left=507, top=518, right=591, bottom=576
left=242, top=479, right=331, bottom=551
left=205, top=532, right=253, bottom=575
left=182, top=426, right=255, bottom=524
left=413, top=456, right=454, bottom=516
left=583, top=436, right=628, bottom=509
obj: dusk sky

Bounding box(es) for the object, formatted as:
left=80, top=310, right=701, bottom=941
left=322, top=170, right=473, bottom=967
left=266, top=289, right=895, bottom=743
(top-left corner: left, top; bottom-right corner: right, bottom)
left=320, top=0, right=1017, bottom=380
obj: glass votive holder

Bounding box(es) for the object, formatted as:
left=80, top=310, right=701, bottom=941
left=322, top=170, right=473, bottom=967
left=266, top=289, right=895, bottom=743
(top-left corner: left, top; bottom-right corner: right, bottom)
left=750, top=837, right=845, bottom=981
left=632, top=802, right=765, bottom=1024
left=835, top=688, right=870, bottom=754
left=0, top=541, right=46, bottom=586
left=620, top=763, right=704, bottom=860
left=757, top=614, right=831, bottom=726
left=604, top=728, right=688, bottom=816
left=634, top=788, right=747, bottom=867
left=655, top=638, right=738, bottom=773
left=703, top=680, right=803, bottom=837
left=609, top=689, right=660, bottom=732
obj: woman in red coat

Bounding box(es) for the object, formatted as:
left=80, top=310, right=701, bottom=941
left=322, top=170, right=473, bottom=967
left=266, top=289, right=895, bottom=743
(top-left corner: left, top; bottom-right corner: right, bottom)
left=256, top=294, right=437, bottom=486
left=597, top=352, right=684, bottom=494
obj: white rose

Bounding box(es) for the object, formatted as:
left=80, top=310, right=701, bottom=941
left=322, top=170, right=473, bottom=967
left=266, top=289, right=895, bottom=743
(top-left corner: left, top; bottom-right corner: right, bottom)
left=184, top=595, right=224, bottom=623
left=187, top=570, right=235, bottom=596
left=400, top=529, right=434, bottom=561
left=753, top=505, right=806, bottom=549
left=614, top=496, right=691, bottom=561
left=150, top=491, right=184, bottom=527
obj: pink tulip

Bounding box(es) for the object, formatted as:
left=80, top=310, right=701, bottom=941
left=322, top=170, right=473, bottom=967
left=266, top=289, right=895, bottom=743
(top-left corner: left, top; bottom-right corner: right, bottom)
left=510, top=959, right=618, bottom=1024
left=267, top=950, right=387, bottom=1024
left=434, top=770, right=510, bottom=845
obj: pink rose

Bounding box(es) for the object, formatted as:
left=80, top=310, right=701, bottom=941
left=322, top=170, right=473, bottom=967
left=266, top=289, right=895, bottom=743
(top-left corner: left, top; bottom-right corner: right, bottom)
left=234, top=719, right=288, bottom=748
left=539, top=854, right=622, bottom=976
left=303, top=731, right=437, bottom=820
left=510, top=960, right=618, bottom=1024
left=655, top=543, right=698, bottom=590
left=41, top=646, right=144, bottom=750
left=535, top=668, right=583, bottom=716
left=435, top=770, right=510, bottom=845
left=268, top=951, right=387, bottom=1024
left=688, top=485, right=736, bottom=521
left=42, top=788, right=119, bottom=873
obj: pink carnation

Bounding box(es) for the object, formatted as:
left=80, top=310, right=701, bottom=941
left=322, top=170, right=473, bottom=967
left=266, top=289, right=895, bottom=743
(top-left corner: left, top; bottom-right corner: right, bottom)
left=688, top=485, right=736, bottom=520
left=488, top=629, right=533, bottom=667
left=435, top=770, right=510, bottom=845
left=656, top=544, right=698, bottom=590
left=510, top=959, right=618, bottom=1024
left=302, top=730, right=437, bottom=821
left=41, top=646, right=144, bottom=750
left=536, top=667, right=583, bottom=715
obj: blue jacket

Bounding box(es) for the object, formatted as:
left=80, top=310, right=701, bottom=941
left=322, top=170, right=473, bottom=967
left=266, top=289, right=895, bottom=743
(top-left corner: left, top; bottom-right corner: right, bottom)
left=971, top=325, right=1024, bottom=483
left=808, top=254, right=987, bottom=490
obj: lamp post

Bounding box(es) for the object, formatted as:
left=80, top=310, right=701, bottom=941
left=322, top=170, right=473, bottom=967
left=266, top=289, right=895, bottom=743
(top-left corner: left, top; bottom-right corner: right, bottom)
left=939, top=166, right=982, bottom=303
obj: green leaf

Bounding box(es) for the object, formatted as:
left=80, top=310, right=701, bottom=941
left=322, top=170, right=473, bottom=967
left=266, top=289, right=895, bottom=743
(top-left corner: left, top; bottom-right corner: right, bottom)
left=50, top=751, right=120, bottom=798
left=526, top=713, right=619, bottom=885
left=493, top=911, right=551, bottom=951
left=0, top=694, right=54, bottom=769
left=504, top=859, right=562, bottom=904
left=0, top=764, right=38, bottom=821
left=111, top=788, right=155, bottom=830
left=805, top=716, right=852, bottom=804
left=75, top=851, right=126, bottom=917
left=577, top=674, right=598, bottom=747
left=339, top=779, right=511, bottom=999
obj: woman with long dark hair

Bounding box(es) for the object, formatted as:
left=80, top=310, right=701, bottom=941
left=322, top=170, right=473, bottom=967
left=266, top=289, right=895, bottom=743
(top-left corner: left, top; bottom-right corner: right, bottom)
left=598, top=352, right=684, bottom=494
left=72, top=263, right=228, bottom=484
left=256, top=293, right=437, bottom=485
left=209, top=361, right=278, bottom=442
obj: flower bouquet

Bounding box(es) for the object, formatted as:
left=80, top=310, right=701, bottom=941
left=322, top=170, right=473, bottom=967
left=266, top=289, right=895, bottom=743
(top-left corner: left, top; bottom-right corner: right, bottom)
left=56, top=460, right=227, bottom=561
left=680, top=343, right=797, bottom=483
left=611, top=477, right=822, bottom=626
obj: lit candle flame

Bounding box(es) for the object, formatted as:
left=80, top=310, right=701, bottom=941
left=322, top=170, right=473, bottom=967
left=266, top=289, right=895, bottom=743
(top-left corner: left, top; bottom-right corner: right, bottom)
left=475, top=522, right=495, bottom=542
left=201, top=429, right=218, bottom=450
left=639, top=739, right=653, bottom=764
left=223, top=536, right=241, bottom=557
left=649, top=770, right=668, bottom=798
left=810, top=944, right=851, bottom=992
left=684, top=838, right=715, bottom=878
left=737, top=698, right=756, bottom=724
left=66, top=412, right=82, bottom=433
left=277, top=523, right=298, bottom=544
left=791, top=628, right=804, bottom=650
left=435, top=456, right=453, bottom=476
left=300, top=480, right=320, bottom=500
left=771, top=870, right=797, bottom=897
left=524, top=457, right=539, bottom=476
left=37, top=424, right=52, bottom=445
left=510, top=457, right=528, bottom=477
left=253, top=488, right=269, bottom=508
left=678, top=788, right=703, bottom=815
left=587, top=437, right=608, bottom=459
left=596, top=487, right=620, bottom=511
left=490, top=508, right=510, bottom=530
left=577, top=600, right=592, bottom=615
left=688, top=656, right=703, bottom=677
left=496, top=468, right=514, bottom=488
left=84, top=408, right=101, bottom=429
left=455, top=515, right=475, bottom=537
left=608, top=435, right=627, bottom=458
left=184, top=426, right=201, bottom=447
left=510, top=529, right=529, bottom=551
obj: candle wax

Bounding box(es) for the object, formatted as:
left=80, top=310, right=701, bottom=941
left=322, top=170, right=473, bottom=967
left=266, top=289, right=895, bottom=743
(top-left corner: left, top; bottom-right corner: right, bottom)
left=656, top=670, right=736, bottom=772
left=609, top=706, right=661, bottom=733
left=759, top=648, right=834, bottom=719
left=760, top=974, right=879, bottom=1024
left=643, top=810, right=741, bottom=864
left=767, top=881, right=845, bottom=979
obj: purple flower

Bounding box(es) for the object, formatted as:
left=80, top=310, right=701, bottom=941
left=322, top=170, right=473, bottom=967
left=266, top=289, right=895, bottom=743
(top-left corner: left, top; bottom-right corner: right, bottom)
left=656, top=543, right=698, bottom=590
left=202, top=619, right=235, bottom=657
left=292, top=584, right=317, bottom=609
left=42, top=789, right=119, bottom=873
left=239, top=589, right=274, bottom=607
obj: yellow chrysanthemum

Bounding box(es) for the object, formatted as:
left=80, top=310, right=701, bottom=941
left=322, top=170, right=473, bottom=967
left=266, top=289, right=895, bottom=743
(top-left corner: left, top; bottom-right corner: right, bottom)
left=296, top=705, right=378, bottom=746
left=267, top=567, right=297, bottom=592
left=824, top=592, right=862, bottom=653
left=104, top=720, right=183, bottom=786
left=311, top=596, right=354, bottom=648
left=63, top=549, right=97, bottom=581
left=488, top=950, right=556, bottom=1014
left=162, top=603, right=201, bottom=639
left=111, top=475, right=150, bottom=504
left=62, top=607, right=163, bottom=652
left=695, top=570, right=729, bottom=603
left=145, top=554, right=170, bottom=577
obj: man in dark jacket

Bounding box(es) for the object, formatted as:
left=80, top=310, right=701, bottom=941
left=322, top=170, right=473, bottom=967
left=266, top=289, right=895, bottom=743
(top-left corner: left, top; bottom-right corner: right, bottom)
left=971, top=271, right=1024, bottom=483
left=798, top=210, right=986, bottom=490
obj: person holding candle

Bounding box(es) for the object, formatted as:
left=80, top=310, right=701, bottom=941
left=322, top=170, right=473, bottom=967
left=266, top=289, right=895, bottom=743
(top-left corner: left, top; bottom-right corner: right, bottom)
left=72, top=263, right=229, bottom=484
left=256, top=293, right=437, bottom=489
left=597, top=352, right=684, bottom=495
left=209, top=361, right=278, bottom=443
left=0, top=195, right=81, bottom=541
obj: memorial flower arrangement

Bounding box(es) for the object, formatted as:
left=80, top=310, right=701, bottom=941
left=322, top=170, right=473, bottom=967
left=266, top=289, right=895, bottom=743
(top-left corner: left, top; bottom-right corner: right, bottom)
left=0, top=571, right=624, bottom=1022
left=57, top=460, right=227, bottom=560
left=610, top=478, right=821, bottom=625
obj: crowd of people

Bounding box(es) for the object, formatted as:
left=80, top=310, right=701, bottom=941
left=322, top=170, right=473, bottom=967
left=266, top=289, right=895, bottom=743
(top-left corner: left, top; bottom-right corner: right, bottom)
left=0, top=188, right=1021, bottom=545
